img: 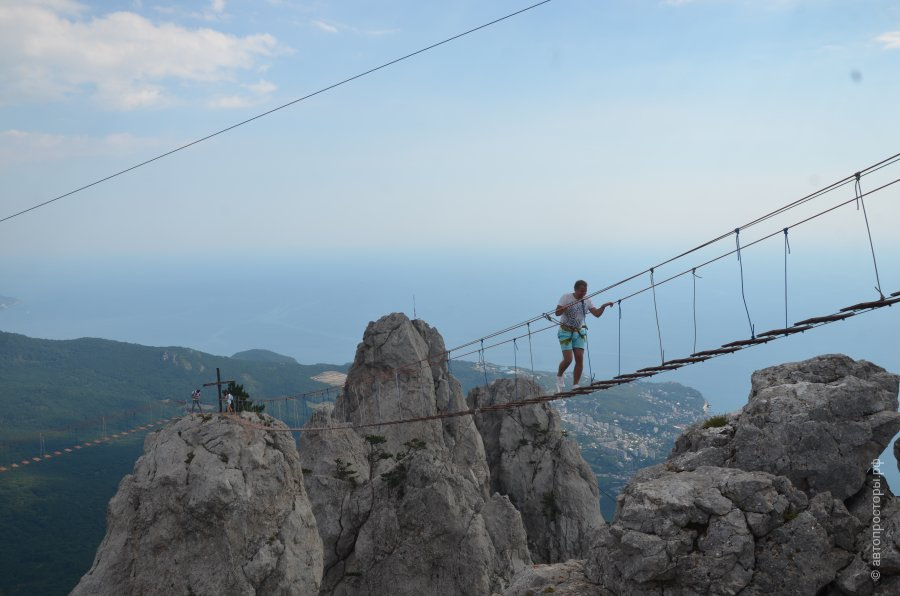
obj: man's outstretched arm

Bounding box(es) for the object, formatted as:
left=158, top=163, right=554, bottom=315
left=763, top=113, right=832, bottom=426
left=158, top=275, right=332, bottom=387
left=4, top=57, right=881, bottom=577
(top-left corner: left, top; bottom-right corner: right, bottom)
left=589, top=302, right=614, bottom=317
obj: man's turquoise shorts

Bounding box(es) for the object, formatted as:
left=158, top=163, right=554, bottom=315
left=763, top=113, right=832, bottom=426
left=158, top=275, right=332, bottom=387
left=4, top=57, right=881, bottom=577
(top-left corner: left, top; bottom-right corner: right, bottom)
left=558, top=326, right=586, bottom=351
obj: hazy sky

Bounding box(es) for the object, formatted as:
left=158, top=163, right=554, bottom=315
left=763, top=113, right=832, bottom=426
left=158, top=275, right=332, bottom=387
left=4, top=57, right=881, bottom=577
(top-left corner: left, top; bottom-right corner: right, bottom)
left=2, top=0, right=900, bottom=481
left=1, top=0, right=899, bottom=389
left=2, top=0, right=899, bottom=255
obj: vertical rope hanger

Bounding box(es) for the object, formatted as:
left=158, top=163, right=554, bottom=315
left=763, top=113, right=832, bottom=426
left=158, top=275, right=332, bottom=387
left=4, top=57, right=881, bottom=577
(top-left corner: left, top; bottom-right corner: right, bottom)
left=783, top=228, right=791, bottom=330
left=512, top=338, right=519, bottom=401
left=692, top=268, right=701, bottom=354
left=480, top=339, right=490, bottom=397
left=650, top=268, right=665, bottom=364
left=735, top=229, right=756, bottom=339
left=526, top=322, right=536, bottom=381
left=855, top=172, right=885, bottom=300
left=581, top=300, right=595, bottom=384
left=617, top=299, right=623, bottom=376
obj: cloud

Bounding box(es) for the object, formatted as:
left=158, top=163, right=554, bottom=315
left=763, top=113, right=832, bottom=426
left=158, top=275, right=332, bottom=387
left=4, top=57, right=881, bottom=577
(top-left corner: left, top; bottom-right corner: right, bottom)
left=876, top=31, right=900, bottom=49
left=207, top=78, right=278, bottom=109
left=246, top=79, right=277, bottom=95
left=207, top=95, right=255, bottom=109
left=310, top=17, right=398, bottom=37
left=0, top=128, right=163, bottom=165
left=210, top=0, right=226, bottom=13
left=0, top=1, right=288, bottom=110
left=312, top=19, right=338, bottom=34
left=365, top=28, right=400, bottom=37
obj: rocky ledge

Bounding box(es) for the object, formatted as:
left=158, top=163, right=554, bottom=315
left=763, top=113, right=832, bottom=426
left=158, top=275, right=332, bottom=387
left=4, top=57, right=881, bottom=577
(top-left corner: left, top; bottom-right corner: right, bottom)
left=72, top=412, right=323, bottom=596
left=74, top=321, right=900, bottom=596
left=508, top=354, right=900, bottom=595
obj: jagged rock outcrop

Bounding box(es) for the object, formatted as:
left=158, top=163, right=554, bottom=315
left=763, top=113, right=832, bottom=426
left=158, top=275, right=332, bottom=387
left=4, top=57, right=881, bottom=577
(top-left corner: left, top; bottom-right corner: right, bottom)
left=843, top=470, right=900, bottom=594
left=501, top=560, right=611, bottom=596
left=669, top=354, right=900, bottom=500
left=299, top=313, right=531, bottom=595
left=72, top=413, right=323, bottom=596
left=585, top=465, right=844, bottom=593
left=468, top=378, right=605, bottom=563
left=76, top=331, right=900, bottom=596
left=581, top=354, right=900, bottom=595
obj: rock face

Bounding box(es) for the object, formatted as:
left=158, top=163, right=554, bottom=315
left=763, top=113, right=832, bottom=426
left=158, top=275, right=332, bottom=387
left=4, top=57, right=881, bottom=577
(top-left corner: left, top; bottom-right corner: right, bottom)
left=582, top=354, right=900, bottom=595
left=76, top=331, right=900, bottom=596
left=669, top=354, right=900, bottom=500
left=502, top=559, right=610, bottom=596
left=585, top=465, right=843, bottom=593
left=72, top=413, right=323, bottom=596
left=298, top=313, right=532, bottom=595
left=468, top=378, right=605, bottom=563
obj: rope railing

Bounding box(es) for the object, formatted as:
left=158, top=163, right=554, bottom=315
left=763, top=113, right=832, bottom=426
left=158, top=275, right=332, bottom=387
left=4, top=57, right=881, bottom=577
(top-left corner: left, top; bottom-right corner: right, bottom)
left=352, top=158, right=900, bottom=388
left=0, top=416, right=181, bottom=474
left=229, top=289, right=899, bottom=435
left=4, top=155, right=897, bottom=468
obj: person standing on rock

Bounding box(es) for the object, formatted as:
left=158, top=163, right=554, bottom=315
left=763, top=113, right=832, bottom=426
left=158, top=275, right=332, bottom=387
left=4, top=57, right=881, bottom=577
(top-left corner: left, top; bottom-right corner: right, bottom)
left=190, top=388, right=203, bottom=414
left=555, top=280, right=613, bottom=392
left=225, top=391, right=234, bottom=413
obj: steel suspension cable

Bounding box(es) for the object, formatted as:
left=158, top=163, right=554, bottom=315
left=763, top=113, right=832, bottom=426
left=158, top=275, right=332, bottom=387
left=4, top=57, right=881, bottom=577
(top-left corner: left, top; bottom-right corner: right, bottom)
left=692, top=268, right=700, bottom=355
left=346, top=155, right=899, bottom=385
left=650, top=268, right=665, bottom=364
left=783, top=229, right=791, bottom=330
left=227, top=287, right=900, bottom=436
left=734, top=229, right=756, bottom=339
left=443, top=153, right=900, bottom=366
left=617, top=300, right=623, bottom=376
left=611, top=174, right=900, bottom=308
left=578, top=152, right=900, bottom=306
left=855, top=173, right=885, bottom=299
left=527, top=322, right=536, bottom=379
left=0, top=0, right=556, bottom=225
left=513, top=338, right=519, bottom=401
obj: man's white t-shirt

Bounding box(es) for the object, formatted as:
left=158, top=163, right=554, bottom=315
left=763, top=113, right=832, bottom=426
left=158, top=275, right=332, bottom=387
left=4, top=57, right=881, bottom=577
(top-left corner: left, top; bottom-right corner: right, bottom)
left=558, top=293, right=594, bottom=329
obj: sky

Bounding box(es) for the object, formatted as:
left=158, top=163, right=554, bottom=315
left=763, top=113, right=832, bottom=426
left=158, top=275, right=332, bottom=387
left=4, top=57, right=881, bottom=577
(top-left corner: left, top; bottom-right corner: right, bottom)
left=2, top=1, right=900, bottom=473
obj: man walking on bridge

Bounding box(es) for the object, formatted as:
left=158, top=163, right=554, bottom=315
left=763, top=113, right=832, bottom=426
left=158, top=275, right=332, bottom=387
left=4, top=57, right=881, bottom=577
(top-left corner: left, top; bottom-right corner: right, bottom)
left=556, top=280, right=613, bottom=393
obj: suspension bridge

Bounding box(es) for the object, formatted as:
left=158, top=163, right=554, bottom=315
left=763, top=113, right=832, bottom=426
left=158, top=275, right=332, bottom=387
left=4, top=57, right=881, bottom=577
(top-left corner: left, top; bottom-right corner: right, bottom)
left=3, top=150, right=897, bottom=472
left=1, top=0, right=897, bottom=472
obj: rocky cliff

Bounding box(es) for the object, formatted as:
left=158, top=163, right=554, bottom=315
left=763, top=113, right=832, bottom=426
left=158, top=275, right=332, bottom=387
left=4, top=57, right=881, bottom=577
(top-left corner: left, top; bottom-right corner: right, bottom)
left=71, top=413, right=323, bottom=596
left=75, top=319, right=900, bottom=596
left=504, top=354, right=900, bottom=595
left=468, top=378, right=605, bottom=563
left=73, top=313, right=605, bottom=595
left=298, top=313, right=604, bottom=595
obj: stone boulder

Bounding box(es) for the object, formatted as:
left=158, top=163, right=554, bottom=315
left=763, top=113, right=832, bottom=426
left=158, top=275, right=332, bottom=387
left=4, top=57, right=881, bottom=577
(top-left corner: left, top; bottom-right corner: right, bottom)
left=840, top=469, right=900, bottom=595
left=670, top=354, right=900, bottom=500
left=582, top=354, right=900, bottom=596
left=72, top=413, right=323, bottom=596
left=500, top=560, right=611, bottom=596
left=584, top=465, right=848, bottom=594
left=299, top=313, right=531, bottom=595
left=468, top=378, right=605, bottom=563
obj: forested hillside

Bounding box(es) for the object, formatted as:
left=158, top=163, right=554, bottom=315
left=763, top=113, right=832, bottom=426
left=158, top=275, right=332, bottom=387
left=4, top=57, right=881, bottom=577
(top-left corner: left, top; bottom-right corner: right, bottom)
left=0, top=330, right=346, bottom=457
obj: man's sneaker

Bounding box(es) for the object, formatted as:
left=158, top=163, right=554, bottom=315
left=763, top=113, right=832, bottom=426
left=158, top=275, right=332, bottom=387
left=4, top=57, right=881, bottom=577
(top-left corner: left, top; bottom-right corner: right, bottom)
left=572, top=383, right=581, bottom=390
left=555, top=376, right=565, bottom=393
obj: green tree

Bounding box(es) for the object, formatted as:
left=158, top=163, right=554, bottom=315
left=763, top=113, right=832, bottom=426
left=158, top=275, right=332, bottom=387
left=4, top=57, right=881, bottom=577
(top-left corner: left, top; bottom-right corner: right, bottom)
left=225, top=381, right=265, bottom=413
